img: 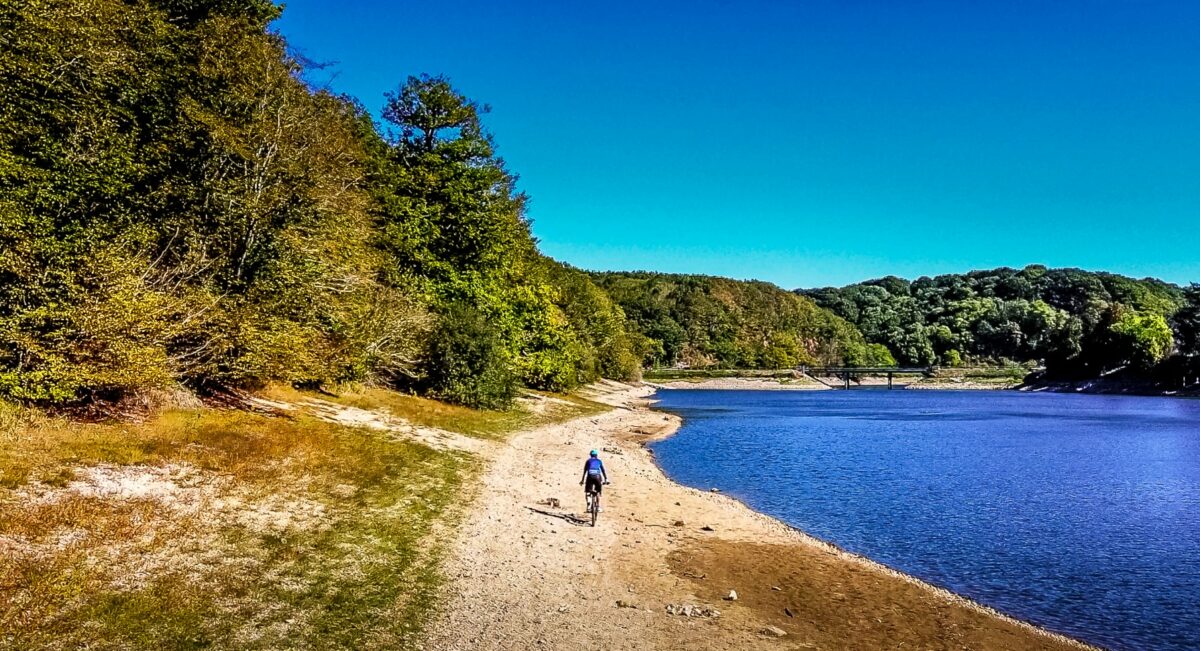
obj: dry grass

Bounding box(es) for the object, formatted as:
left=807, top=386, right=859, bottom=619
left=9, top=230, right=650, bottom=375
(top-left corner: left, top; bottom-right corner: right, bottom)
left=0, top=396, right=477, bottom=650
left=264, top=384, right=608, bottom=441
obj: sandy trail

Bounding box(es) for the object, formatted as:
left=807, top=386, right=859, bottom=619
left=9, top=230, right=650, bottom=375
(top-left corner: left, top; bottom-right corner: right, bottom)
left=423, top=384, right=1093, bottom=651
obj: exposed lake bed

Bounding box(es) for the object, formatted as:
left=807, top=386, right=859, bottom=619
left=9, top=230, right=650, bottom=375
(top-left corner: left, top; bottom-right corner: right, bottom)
left=650, top=389, right=1200, bottom=651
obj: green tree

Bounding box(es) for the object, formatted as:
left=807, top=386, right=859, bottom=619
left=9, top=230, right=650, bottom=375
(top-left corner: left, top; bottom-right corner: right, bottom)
left=806, top=265, right=1185, bottom=377
left=370, top=74, right=640, bottom=402
left=1110, top=311, right=1174, bottom=370
left=1173, top=284, right=1200, bottom=356
left=423, top=303, right=517, bottom=409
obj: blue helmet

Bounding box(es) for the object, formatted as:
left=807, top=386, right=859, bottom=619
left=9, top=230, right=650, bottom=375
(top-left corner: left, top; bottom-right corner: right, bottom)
left=589, top=449, right=598, bottom=457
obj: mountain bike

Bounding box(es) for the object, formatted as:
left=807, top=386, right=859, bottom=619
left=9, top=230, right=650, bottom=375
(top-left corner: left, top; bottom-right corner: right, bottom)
left=585, top=481, right=610, bottom=527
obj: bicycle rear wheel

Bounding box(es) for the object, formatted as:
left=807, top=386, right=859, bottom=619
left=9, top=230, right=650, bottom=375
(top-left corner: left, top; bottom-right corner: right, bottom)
left=590, top=493, right=599, bottom=526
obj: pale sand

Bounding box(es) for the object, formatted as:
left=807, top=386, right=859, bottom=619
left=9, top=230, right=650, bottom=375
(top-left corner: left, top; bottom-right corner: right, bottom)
left=421, top=383, right=1094, bottom=651
left=647, top=378, right=828, bottom=391
left=652, top=376, right=1022, bottom=391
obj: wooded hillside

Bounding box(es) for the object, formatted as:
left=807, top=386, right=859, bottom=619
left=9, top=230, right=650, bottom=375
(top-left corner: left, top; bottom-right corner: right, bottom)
left=0, top=0, right=642, bottom=408
left=804, top=266, right=1198, bottom=379
left=591, top=272, right=890, bottom=369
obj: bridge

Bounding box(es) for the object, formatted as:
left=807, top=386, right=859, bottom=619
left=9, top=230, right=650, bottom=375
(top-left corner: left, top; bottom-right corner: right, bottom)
left=800, top=366, right=937, bottom=389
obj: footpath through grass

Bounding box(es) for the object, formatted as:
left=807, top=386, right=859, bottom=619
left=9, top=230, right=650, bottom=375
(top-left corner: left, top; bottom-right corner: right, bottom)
left=0, top=386, right=609, bottom=650
left=265, top=385, right=609, bottom=441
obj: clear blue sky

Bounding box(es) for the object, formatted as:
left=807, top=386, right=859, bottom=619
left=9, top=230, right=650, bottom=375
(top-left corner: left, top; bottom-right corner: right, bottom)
left=275, top=0, right=1200, bottom=288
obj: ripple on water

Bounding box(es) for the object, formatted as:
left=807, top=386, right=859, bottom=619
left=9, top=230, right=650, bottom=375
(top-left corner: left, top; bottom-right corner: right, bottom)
left=651, top=389, right=1200, bottom=651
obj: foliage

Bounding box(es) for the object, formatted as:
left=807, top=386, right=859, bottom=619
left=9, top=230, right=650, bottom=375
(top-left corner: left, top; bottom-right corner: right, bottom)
left=369, top=74, right=641, bottom=403
left=805, top=265, right=1185, bottom=375
left=422, top=303, right=517, bottom=409
left=844, top=342, right=898, bottom=368
left=591, top=272, right=868, bottom=369
left=1109, top=311, right=1174, bottom=370
left=1173, top=284, right=1200, bottom=357
left=0, top=0, right=408, bottom=400
left=0, top=3, right=638, bottom=406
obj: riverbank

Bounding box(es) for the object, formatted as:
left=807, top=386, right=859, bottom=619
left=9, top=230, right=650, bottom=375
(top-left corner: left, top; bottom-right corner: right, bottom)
left=647, top=377, right=828, bottom=391
left=423, top=383, right=1094, bottom=650
left=649, top=375, right=1022, bottom=391
left=1019, top=377, right=1200, bottom=398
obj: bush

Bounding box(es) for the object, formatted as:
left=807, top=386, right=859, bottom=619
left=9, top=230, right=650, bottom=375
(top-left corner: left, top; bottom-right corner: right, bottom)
left=423, top=303, right=517, bottom=409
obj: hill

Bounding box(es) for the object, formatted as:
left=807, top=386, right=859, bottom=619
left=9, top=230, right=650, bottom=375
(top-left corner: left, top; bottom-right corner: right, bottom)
left=803, top=265, right=1196, bottom=379
left=590, top=271, right=891, bottom=369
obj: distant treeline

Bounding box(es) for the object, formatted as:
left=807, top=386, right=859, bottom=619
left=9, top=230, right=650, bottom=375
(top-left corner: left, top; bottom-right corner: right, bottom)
left=590, top=272, right=895, bottom=369
left=804, top=266, right=1200, bottom=380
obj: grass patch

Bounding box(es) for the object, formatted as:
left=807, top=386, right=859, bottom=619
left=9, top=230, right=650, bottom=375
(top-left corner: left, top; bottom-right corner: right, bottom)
left=1, top=383, right=619, bottom=649
left=0, top=396, right=479, bottom=650
left=265, top=385, right=608, bottom=441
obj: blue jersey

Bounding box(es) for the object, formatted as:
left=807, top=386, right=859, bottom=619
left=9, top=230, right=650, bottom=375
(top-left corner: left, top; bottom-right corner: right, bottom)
left=584, top=457, right=606, bottom=477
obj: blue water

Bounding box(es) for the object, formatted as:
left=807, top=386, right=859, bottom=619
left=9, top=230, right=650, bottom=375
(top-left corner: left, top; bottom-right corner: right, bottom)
left=649, top=389, right=1200, bottom=651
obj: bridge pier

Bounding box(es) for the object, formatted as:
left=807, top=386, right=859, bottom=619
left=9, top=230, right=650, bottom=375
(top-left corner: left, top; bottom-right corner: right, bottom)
left=888, top=372, right=893, bottom=389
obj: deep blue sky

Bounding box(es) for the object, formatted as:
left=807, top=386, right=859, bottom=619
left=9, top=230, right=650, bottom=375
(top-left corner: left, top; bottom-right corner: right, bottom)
left=275, top=0, right=1200, bottom=288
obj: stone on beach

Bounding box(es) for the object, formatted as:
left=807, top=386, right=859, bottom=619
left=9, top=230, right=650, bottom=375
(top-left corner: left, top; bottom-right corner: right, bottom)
left=665, top=603, right=721, bottom=618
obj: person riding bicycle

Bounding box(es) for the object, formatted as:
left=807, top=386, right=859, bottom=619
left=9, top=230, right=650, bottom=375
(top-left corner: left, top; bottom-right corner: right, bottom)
left=580, top=449, right=608, bottom=511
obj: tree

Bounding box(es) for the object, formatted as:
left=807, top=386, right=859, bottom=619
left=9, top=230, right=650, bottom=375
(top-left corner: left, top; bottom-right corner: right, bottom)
left=805, top=265, right=1183, bottom=376
left=371, top=75, right=641, bottom=401
left=1172, top=284, right=1200, bottom=357
left=423, top=303, right=516, bottom=409
left=384, top=74, right=490, bottom=153
left=1110, top=311, right=1174, bottom=370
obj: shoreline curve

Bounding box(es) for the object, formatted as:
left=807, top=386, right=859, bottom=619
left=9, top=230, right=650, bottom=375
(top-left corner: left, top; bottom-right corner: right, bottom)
left=424, top=381, right=1099, bottom=650
left=641, top=388, right=1099, bottom=651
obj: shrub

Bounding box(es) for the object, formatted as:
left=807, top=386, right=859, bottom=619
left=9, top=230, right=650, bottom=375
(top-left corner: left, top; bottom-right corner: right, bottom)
left=423, top=303, right=517, bottom=409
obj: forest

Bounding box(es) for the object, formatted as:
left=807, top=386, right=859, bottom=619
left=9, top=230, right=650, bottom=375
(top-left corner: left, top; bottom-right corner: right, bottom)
left=0, top=0, right=655, bottom=409
left=591, top=272, right=894, bottom=369
left=804, top=266, right=1200, bottom=381
left=2, top=0, right=1198, bottom=411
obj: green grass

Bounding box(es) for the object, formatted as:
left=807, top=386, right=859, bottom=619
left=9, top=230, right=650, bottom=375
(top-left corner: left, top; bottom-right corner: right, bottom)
left=0, top=382, right=616, bottom=650
left=0, top=396, right=479, bottom=650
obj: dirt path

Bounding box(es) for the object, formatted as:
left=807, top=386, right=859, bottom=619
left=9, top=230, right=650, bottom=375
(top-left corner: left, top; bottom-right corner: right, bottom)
left=422, top=385, right=1094, bottom=651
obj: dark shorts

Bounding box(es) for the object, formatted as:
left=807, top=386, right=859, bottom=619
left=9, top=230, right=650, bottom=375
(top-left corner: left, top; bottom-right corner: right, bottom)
left=585, top=475, right=604, bottom=495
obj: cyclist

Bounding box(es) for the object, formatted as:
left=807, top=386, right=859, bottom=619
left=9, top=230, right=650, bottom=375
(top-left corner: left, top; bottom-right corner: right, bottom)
left=579, top=449, right=609, bottom=512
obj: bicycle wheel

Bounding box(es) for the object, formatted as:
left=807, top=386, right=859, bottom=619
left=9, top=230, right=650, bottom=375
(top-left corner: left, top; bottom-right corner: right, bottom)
left=590, top=493, right=599, bottom=527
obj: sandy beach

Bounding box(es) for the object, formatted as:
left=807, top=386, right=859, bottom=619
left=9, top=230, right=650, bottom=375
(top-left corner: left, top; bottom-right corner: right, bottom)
left=422, top=383, right=1093, bottom=650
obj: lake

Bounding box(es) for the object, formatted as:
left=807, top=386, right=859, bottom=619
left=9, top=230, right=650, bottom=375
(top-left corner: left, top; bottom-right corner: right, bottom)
left=649, top=389, right=1200, bottom=651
